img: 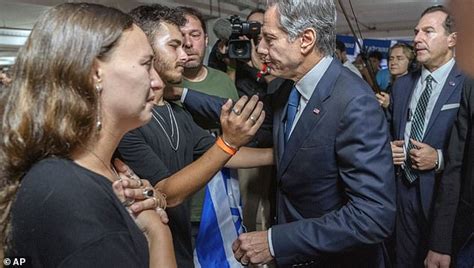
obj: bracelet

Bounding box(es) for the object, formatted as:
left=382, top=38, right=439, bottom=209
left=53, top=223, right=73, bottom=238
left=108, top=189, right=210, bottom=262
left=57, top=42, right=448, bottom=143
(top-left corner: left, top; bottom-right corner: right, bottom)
left=216, top=136, right=238, bottom=156
left=155, top=190, right=167, bottom=210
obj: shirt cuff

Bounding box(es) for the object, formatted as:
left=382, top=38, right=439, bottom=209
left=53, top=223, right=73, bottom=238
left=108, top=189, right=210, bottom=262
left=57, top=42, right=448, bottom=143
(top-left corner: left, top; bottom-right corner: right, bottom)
left=180, top=87, right=189, bottom=103
left=267, top=228, right=275, bottom=257
left=435, top=149, right=444, bottom=172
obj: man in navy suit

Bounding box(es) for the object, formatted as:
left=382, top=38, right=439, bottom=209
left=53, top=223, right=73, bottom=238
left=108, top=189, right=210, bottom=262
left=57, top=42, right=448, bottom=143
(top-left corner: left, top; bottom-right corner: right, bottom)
left=389, top=5, right=465, bottom=267
left=424, top=2, right=474, bottom=268
left=174, top=0, right=396, bottom=266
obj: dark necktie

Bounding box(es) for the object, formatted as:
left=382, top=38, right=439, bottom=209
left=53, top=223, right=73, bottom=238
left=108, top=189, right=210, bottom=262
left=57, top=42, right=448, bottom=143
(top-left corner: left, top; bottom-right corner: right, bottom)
left=284, top=86, right=300, bottom=142
left=403, top=75, right=434, bottom=183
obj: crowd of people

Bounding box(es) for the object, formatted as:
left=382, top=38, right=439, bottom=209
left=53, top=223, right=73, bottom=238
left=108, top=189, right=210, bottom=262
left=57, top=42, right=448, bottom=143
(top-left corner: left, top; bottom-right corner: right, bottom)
left=0, top=0, right=473, bottom=267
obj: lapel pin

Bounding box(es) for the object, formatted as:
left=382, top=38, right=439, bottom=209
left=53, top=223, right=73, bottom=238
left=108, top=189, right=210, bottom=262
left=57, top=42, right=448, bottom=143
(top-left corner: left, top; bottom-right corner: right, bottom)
left=449, top=81, right=455, bottom=86
left=313, top=108, right=320, bottom=115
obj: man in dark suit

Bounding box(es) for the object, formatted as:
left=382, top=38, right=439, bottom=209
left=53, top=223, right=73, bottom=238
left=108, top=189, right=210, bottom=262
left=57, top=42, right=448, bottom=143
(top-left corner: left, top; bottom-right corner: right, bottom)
left=175, top=0, right=396, bottom=266
left=425, top=79, right=474, bottom=268
left=424, top=2, right=474, bottom=267
left=389, top=5, right=465, bottom=267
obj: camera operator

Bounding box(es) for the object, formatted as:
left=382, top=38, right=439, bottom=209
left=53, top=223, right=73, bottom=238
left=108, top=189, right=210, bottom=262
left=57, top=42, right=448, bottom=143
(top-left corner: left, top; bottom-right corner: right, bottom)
left=207, top=9, right=278, bottom=234
left=209, top=9, right=277, bottom=98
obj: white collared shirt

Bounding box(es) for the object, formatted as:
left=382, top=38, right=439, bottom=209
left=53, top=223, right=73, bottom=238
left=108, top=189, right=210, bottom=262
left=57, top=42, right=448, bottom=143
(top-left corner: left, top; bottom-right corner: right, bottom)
left=286, top=56, right=333, bottom=138
left=403, top=58, right=455, bottom=171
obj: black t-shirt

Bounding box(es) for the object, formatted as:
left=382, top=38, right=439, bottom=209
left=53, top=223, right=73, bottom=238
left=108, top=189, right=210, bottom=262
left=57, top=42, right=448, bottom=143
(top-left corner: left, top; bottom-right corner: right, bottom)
left=8, top=158, right=148, bottom=268
left=118, top=103, right=214, bottom=268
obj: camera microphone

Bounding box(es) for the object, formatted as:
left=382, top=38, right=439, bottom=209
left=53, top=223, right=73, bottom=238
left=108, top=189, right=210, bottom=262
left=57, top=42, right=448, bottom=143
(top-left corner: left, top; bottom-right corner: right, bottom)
left=213, top=15, right=261, bottom=59
left=213, top=18, right=232, bottom=41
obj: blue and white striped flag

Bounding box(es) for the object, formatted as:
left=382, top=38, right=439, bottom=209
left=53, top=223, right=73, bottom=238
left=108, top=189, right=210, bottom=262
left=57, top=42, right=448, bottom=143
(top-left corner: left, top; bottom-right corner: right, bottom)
left=194, top=168, right=245, bottom=268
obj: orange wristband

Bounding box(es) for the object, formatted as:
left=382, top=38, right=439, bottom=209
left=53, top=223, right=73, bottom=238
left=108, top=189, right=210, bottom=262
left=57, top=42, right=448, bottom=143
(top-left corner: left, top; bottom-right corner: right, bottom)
left=216, top=136, right=238, bottom=156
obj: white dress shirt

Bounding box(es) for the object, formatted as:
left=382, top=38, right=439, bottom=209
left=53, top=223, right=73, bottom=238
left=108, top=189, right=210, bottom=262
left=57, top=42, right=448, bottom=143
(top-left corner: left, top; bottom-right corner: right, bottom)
left=403, top=58, right=456, bottom=171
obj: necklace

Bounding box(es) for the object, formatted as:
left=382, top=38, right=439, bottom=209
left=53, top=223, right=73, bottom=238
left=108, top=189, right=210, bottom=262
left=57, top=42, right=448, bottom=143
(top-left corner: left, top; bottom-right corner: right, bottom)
left=84, top=147, right=120, bottom=182
left=151, top=102, right=180, bottom=151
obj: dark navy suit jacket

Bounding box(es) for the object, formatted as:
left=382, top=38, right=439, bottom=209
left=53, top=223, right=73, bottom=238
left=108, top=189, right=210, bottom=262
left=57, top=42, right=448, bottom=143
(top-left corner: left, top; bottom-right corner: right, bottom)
left=184, top=59, right=396, bottom=267
left=430, top=79, right=474, bottom=258
left=389, top=65, right=465, bottom=219
left=430, top=78, right=474, bottom=256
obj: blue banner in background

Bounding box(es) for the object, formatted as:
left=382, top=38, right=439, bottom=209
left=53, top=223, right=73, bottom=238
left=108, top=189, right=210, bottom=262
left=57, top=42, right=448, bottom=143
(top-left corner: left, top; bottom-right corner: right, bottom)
left=363, top=38, right=392, bottom=59
left=396, top=40, right=414, bottom=46
left=336, top=35, right=357, bottom=55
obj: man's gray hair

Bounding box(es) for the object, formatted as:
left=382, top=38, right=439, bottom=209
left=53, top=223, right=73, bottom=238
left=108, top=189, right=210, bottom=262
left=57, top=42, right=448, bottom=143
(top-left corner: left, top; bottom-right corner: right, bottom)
left=267, top=0, right=336, bottom=56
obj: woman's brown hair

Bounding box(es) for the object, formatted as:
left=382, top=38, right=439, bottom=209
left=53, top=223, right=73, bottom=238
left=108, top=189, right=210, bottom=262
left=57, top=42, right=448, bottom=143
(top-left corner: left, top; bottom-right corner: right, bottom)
left=0, top=2, right=133, bottom=253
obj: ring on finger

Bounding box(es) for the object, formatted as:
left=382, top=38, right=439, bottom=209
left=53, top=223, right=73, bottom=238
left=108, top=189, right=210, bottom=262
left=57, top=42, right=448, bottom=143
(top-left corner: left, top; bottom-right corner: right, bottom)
left=142, top=187, right=155, bottom=199
left=122, top=198, right=135, bottom=207
left=232, top=107, right=241, bottom=116
left=249, top=115, right=257, bottom=124
left=151, top=197, right=158, bottom=208
left=126, top=170, right=134, bottom=178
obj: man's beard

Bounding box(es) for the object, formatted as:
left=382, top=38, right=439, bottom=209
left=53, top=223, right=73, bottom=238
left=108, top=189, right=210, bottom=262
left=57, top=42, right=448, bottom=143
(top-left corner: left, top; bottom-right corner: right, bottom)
left=184, top=60, right=201, bottom=69
left=183, top=49, right=203, bottom=69
left=166, top=75, right=182, bottom=84
left=162, top=69, right=182, bottom=84
left=156, top=61, right=183, bottom=84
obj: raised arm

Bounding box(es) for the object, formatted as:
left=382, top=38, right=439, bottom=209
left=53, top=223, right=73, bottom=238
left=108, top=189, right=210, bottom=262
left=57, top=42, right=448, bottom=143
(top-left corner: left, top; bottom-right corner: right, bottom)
left=156, top=96, right=265, bottom=207
left=119, top=96, right=267, bottom=207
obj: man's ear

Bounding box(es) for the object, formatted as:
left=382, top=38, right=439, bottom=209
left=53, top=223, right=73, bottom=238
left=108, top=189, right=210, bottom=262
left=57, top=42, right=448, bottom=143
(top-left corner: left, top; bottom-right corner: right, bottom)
left=205, top=34, right=209, bottom=48
left=300, top=28, right=317, bottom=54
left=447, top=32, right=457, bottom=49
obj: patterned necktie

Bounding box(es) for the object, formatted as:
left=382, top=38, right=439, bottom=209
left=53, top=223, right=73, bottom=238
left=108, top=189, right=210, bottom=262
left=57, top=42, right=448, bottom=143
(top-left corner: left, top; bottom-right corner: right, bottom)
left=284, top=86, right=300, bottom=142
left=403, top=75, right=434, bottom=183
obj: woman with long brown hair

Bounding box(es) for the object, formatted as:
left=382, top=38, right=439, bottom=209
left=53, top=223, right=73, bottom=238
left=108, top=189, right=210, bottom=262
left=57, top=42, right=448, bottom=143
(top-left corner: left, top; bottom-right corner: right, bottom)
left=0, top=3, right=175, bottom=267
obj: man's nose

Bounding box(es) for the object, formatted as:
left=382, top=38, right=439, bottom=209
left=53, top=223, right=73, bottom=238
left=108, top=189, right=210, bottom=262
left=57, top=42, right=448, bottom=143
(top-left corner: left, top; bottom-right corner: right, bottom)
left=178, top=48, right=188, bottom=62
left=183, top=35, right=192, bottom=48
left=257, top=39, right=268, bottom=54
left=150, top=68, right=164, bottom=90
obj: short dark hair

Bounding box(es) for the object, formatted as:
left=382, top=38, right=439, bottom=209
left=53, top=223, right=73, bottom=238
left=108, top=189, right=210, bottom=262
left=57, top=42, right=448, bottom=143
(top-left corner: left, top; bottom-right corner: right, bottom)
left=129, top=4, right=186, bottom=45
left=421, top=5, right=455, bottom=34
left=335, top=40, right=346, bottom=52
left=369, top=50, right=383, bottom=61
left=247, top=8, right=265, bottom=20
left=176, top=6, right=207, bottom=34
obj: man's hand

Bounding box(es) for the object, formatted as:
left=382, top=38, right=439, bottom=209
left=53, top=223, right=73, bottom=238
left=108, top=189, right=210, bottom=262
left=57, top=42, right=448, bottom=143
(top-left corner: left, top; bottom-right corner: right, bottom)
left=409, top=139, right=438, bottom=170
left=375, top=92, right=390, bottom=108
left=391, top=140, right=405, bottom=165
left=220, top=95, right=265, bottom=148
left=424, top=250, right=451, bottom=268
left=232, top=231, right=273, bottom=266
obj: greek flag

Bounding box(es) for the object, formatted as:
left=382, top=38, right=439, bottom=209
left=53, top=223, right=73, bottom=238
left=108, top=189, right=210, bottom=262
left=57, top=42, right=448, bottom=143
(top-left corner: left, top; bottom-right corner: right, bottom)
left=193, top=168, right=245, bottom=268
